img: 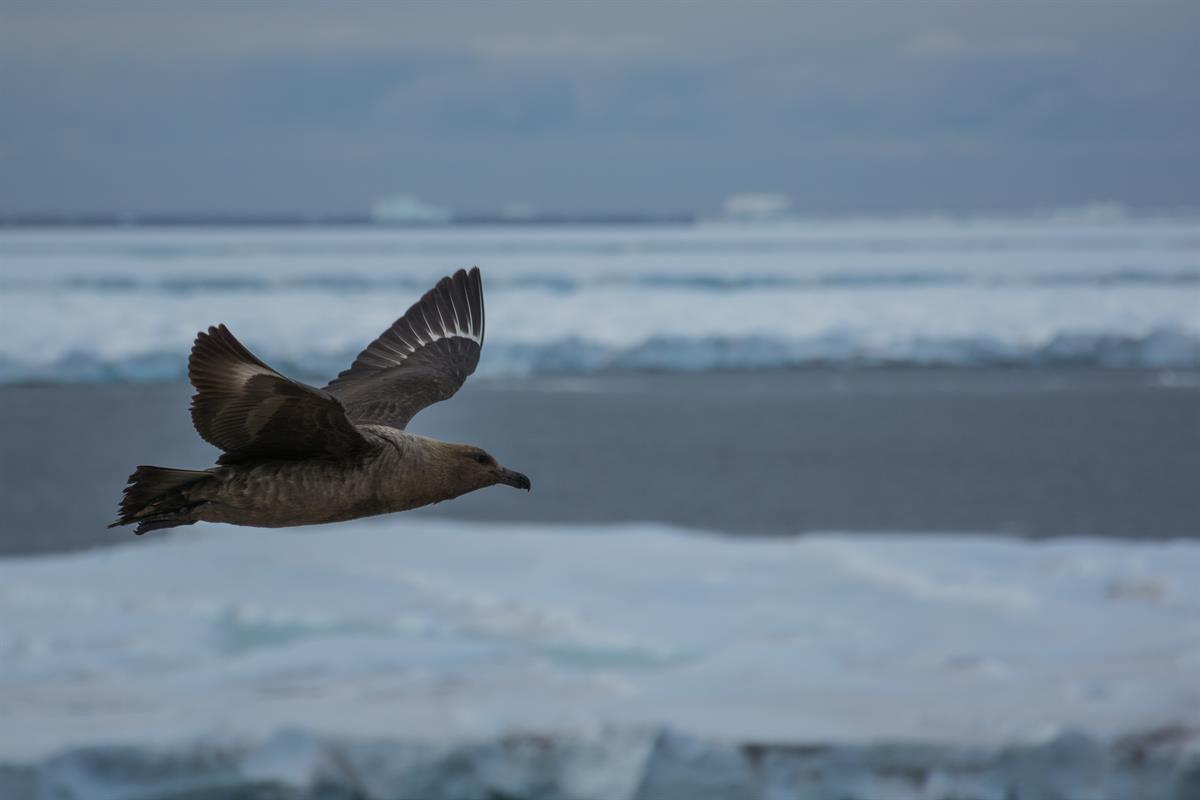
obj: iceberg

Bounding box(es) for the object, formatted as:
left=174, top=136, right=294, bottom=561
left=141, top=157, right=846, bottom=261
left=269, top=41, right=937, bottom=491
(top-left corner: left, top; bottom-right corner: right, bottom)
left=370, top=194, right=453, bottom=225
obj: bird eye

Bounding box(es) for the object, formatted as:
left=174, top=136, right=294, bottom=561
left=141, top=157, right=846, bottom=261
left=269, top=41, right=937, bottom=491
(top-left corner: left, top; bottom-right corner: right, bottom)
left=475, top=453, right=491, bottom=465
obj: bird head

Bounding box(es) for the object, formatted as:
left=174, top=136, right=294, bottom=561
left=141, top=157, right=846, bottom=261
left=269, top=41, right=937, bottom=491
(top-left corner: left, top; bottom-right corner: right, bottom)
left=449, top=444, right=532, bottom=494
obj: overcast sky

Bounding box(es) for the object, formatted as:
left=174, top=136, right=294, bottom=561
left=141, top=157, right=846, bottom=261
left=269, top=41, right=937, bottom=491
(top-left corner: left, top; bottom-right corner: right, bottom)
left=2, top=0, right=1198, bottom=216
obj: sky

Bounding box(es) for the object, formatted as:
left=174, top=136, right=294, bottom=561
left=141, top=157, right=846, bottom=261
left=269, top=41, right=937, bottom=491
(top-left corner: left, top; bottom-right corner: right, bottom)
left=1, top=0, right=1198, bottom=216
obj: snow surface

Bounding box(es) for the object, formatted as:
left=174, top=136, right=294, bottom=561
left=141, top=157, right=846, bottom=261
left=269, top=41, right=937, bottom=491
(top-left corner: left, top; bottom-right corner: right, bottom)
left=2, top=519, right=1199, bottom=768
left=3, top=219, right=1200, bottom=381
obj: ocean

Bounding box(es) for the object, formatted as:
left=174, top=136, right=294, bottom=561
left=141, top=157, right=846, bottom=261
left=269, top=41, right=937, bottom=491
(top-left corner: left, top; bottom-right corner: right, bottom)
left=3, top=369, right=1199, bottom=556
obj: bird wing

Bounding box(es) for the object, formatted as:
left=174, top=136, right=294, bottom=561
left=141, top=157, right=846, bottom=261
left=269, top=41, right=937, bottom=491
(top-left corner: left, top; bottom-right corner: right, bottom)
left=189, top=324, right=372, bottom=465
left=323, top=267, right=484, bottom=430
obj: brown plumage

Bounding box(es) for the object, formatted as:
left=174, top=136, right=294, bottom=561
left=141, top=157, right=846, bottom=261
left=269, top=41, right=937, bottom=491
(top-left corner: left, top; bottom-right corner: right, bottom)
left=110, top=267, right=529, bottom=536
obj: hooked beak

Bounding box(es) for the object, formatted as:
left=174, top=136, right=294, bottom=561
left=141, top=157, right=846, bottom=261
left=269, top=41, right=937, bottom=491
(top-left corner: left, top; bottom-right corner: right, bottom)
left=498, top=468, right=532, bottom=491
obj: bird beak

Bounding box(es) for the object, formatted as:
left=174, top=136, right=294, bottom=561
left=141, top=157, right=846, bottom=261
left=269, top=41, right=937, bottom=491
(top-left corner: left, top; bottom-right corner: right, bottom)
left=498, top=468, right=531, bottom=491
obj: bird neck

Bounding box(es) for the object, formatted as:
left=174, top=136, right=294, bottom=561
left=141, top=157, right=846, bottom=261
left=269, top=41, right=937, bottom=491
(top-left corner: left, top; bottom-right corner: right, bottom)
left=375, top=432, right=484, bottom=511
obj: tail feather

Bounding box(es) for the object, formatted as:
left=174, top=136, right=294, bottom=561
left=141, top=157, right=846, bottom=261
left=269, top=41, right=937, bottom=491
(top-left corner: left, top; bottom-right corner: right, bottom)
left=110, top=466, right=210, bottom=535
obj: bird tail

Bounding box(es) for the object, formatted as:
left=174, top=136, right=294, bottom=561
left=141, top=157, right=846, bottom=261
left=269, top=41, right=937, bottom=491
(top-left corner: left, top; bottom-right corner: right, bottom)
left=109, top=466, right=210, bottom=535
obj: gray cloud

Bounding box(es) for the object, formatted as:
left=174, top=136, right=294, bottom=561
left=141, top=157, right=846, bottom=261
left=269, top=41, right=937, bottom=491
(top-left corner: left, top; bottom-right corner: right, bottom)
left=1, top=0, right=1197, bottom=215
left=901, top=31, right=1079, bottom=60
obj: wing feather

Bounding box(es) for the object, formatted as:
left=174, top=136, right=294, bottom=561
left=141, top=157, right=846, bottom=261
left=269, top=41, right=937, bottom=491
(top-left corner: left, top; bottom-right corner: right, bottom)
left=324, top=267, right=484, bottom=430
left=189, top=325, right=371, bottom=464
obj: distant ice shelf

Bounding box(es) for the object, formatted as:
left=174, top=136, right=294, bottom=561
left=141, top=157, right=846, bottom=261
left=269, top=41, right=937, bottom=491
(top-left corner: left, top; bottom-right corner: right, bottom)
left=3, top=220, right=1200, bottom=382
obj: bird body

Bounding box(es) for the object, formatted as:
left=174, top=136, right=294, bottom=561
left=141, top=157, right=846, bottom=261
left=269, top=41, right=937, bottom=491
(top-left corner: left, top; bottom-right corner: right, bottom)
left=111, top=267, right=530, bottom=535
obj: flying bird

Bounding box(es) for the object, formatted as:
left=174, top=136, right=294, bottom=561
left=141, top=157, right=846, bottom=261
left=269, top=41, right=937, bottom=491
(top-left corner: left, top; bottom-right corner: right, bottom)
left=110, top=267, right=529, bottom=535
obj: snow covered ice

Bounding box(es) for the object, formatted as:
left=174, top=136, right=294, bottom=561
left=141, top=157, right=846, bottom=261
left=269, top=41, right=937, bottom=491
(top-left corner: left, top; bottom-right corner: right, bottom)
left=2, top=520, right=1199, bottom=797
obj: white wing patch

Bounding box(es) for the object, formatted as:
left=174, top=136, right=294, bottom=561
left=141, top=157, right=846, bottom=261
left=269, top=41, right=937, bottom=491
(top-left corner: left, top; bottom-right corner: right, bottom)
left=402, top=306, right=483, bottom=357
left=329, top=267, right=485, bottom=380
left=322, top=268, right=486, bottom=427
left=232, top=361, right=273, bottom=390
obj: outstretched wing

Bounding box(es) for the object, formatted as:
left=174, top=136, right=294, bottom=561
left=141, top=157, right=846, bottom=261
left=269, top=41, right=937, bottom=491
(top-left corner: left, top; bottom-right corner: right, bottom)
left=324, top=267, right=484, bottom=430
left=189, top=324, right=372, bottom=465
